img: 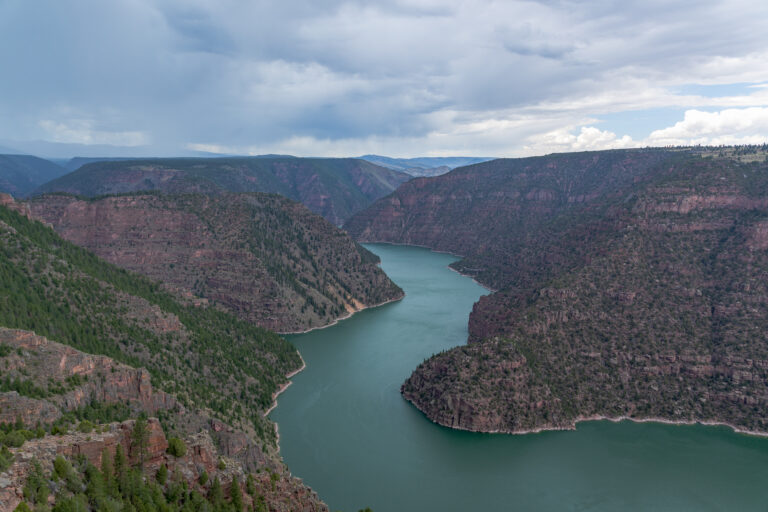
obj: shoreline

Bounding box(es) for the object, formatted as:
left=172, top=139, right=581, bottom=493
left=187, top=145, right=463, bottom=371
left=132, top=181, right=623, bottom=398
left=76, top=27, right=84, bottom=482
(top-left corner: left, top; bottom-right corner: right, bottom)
left=278, top=292, right=404, bottom=335
left=264, top=352, right=306, bottom=417
left=446, top=264, right=495, bottom=292
left=358, top=240, right=496, bottom=292
left=403, top=397, right=768, bottom=438
left=267, top=293, right=403, bottom=450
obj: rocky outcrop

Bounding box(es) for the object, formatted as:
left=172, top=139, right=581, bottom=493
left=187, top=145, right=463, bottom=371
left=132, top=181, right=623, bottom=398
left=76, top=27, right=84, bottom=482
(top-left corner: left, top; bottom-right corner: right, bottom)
left=0, top=193, right=30, bottom=218
left=0, top=328, right=179, bottom=425
left=0, top=328, right=328, bottom=511
left=0, top=392, right=62, bottom=426
left=0, top=200, right=302, bottom=455
left=26, top=193, right=402, bottom=332
left=0, top=419, right=327, bottom=512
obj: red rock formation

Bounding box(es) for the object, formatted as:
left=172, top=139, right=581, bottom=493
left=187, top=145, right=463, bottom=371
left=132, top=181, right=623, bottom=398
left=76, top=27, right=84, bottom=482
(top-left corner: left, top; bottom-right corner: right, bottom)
left=0, top=328, right=179, bottom=425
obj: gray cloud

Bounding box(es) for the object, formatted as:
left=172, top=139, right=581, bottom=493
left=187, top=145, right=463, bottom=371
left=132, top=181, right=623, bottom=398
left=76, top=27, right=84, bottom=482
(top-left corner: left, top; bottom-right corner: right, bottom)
left=1, top=0, right=767, bottom=157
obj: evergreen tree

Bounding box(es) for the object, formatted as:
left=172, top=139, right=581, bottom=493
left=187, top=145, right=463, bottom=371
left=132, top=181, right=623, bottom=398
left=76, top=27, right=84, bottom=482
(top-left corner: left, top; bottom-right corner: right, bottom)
left=156, top=464, right=168, bottom=485
left=230, top=478, right=243, bottom=512
left=209, top=476, right=224, bottom=509
left=131, top=415, right=149, bottom=470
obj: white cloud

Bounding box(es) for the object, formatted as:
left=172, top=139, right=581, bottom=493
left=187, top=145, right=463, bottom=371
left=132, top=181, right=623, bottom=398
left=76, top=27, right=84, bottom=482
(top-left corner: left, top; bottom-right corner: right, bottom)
left=522, top=107, right=768, bottom=155
left=646, top=107, right=768, bottom=146
left=39, top=120, right=148, bottom=147
left=522, top=126, right=639, bottom=155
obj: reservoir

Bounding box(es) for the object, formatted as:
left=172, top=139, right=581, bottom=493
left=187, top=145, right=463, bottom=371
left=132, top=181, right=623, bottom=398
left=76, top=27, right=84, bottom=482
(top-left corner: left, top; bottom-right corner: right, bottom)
left=271, top=244, right=768, bottom=511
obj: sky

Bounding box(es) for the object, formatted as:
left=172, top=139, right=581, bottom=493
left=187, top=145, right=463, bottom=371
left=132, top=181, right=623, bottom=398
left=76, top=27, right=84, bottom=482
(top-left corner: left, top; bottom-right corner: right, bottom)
left=1, top=0, right=768, bottom=158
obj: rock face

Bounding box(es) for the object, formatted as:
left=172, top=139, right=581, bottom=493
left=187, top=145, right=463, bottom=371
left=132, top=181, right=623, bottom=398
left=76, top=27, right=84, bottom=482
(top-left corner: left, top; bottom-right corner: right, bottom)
left=0, top=193, right=30, bottom=218
left=0, top=327, right=179, bottom=425
left=0, top=419, right=327, bottom=512
left=27, top=193, right=402, bottom=332
left=33, top=156, right=411, bottom=225
left=0, top=328, right=328, bottom=512
left=351, top=148, right=768, bottom=434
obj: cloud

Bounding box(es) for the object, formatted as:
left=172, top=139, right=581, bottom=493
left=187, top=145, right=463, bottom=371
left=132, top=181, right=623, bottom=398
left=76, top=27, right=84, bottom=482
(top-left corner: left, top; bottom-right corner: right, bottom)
left=523, top=107, right=768, bottom=155
left=38, top=120, right=148, bottom=147
left=647, top=107, right=768, bottom=146
left=2, top=0, right=768, bottom=156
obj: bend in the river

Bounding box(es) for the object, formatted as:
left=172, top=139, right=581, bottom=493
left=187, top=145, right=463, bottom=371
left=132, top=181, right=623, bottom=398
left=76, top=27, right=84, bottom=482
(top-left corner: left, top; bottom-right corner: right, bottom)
left=271, top=243, right=768, bottom=512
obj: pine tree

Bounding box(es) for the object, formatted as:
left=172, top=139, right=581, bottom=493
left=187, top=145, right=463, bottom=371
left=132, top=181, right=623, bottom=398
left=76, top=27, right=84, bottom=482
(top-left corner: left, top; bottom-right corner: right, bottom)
left=209, top=476, right=224, bottom=508
left=230, top=478, right=243, bottom=512
left=131, top=415, right=149, bottom=470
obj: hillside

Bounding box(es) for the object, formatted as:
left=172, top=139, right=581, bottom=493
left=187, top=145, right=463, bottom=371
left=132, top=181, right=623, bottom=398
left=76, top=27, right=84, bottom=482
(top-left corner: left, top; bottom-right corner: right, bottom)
left=346, top=149, right=676, bottom=289
left=0, top=328, right=327, bottom=511
left=0, top=197, right=303, bottom=448
left=26, top=192, right=403, bottom=333
left=348, top=149, right=768, bottom=435
left=0, top=154, right=67, bottom=197
left=34, top=156, right=411, bottom=225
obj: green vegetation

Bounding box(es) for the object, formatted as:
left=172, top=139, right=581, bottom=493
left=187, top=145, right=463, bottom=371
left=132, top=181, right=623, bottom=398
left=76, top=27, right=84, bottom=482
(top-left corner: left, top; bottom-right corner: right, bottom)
left=0, top=445, right=13, bottom=471
left=131, top=415, right=149, bottom=470
left=0, top=203, right=301, bottom=445
left=17, top=450, right=254, bottom=512
left=167, top=437, right=187, bottom=458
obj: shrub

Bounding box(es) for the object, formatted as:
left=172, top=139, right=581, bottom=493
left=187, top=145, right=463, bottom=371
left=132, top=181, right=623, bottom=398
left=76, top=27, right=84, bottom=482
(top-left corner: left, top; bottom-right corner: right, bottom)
left=3, top=431, right=25, bottom=448
left=166, top=437, right=187, bottom=457
left=77, top=420, right=94, bottom=433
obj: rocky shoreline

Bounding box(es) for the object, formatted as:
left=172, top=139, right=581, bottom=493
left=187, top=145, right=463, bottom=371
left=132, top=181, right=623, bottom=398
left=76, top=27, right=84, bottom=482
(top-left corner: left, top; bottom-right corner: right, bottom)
left=402, top=393, right=768, bottom=438
left=278, top=291, right=404, bottom=335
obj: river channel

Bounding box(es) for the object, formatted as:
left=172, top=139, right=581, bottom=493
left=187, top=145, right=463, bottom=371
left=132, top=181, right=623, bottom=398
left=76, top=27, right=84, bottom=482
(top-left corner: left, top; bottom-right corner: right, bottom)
left=271, top=244, right=768, bottom=512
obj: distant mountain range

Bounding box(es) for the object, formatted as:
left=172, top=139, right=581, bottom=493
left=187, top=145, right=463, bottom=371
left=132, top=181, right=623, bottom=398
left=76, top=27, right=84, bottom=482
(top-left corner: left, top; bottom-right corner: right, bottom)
left=0, top=154, right=69, bottom=196
left=347, top=146, right=768, bottom=435
left=358, top=154, right=494, bottom=177
left=33, top=156, right=411, bottom=225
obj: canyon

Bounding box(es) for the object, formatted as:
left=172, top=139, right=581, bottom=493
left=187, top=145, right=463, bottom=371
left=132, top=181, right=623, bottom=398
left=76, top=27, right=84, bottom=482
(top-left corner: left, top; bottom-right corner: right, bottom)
left=347, top=148, right=768, bottom=435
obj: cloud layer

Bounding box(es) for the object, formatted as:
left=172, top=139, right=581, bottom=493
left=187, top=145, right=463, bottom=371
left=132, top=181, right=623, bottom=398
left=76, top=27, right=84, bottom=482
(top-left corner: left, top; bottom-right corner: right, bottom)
left=1, top=0, right=768, bottom=157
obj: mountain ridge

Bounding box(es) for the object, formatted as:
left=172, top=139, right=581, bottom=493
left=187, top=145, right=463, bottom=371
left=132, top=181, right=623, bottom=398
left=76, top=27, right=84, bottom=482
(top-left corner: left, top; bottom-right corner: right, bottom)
left=33, top=156, right=411, bottom=225
left=25, top=192, right=403, bottom=333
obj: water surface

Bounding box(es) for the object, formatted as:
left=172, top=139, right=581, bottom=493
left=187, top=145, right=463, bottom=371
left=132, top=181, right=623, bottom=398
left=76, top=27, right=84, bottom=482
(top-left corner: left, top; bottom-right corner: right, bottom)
left=272, top=244, right=768, bottom=512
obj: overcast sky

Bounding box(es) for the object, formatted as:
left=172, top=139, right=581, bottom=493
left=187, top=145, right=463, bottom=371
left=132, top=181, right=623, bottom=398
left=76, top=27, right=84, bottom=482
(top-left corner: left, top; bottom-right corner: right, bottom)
left=1, top=0, right=768, bottom=158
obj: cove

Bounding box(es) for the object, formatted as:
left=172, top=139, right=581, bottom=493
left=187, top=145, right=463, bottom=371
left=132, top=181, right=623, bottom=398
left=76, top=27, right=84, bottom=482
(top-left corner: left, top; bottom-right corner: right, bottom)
left=271, top=244, right=768, bottom=512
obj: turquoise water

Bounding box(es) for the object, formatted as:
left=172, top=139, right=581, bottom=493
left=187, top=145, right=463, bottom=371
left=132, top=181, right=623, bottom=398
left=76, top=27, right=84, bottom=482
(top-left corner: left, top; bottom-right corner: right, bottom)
left=271, top=244, right=768, bottom=512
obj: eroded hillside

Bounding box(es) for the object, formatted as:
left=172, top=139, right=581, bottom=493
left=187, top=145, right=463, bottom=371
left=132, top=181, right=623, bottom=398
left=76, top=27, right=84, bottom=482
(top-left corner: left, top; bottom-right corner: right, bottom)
left=27, top=193, right=402, bottom=333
